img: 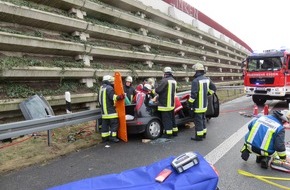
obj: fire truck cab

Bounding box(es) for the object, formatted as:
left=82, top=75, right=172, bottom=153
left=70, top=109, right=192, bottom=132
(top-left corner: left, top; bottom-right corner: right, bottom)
left=243, top=48, right=290, bottom=105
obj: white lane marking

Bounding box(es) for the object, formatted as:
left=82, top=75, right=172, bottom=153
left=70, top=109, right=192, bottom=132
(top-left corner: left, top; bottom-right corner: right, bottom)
left=204, top=120, right=251, bottom=165
left=205, top=100, right=278, bottom=165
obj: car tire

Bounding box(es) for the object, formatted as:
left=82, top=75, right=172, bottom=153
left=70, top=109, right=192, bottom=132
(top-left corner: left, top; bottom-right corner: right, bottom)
left=144, top=119, right=162, bottom=139
left=252, top=95, right=266, bottom=106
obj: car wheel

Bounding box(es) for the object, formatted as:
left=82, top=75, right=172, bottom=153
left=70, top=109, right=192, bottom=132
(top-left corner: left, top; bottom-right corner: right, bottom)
left=144, top=119, right=162, bottom=139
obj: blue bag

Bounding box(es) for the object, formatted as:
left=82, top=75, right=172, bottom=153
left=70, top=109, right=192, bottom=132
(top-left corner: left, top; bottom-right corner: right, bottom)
left=48, top=152, right=219, bottom=190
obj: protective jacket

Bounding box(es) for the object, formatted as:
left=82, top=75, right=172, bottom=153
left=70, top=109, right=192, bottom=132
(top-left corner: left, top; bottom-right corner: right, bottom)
left=123, top=85, right=135, bottom=103
left=189, top=72, right=216, bottom=113
left=155, top=74, right=177, bottom=111
left=99, top=81, right=118, bottom=119
left=245, top=115, right=286, bottom=158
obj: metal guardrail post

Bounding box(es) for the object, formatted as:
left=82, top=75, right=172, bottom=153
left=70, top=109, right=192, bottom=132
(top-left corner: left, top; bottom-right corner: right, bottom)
left=48, top=130, right=51, bottom=146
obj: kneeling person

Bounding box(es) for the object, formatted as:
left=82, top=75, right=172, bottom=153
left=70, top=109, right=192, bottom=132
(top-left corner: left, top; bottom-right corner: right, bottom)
left=240, top=110, right=289, bottom=169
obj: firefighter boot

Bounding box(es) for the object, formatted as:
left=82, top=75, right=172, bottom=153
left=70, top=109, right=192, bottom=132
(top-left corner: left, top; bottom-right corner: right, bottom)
left=260, top=157, right=270, bottom=169
left=256, top=156, right=262, bottom=163
left=203, top=133, right=207, bottom=139
left=241, top=149, right=250, bottom=161
left=109, top=136, right=120, bottom=143
left=172, top=127, right=178, bottom=137
left=191, top=134, right=203, bottom=141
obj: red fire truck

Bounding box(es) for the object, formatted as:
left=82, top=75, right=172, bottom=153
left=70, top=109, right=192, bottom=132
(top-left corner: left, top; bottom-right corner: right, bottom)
left=243, top=48, right=290, bottom=105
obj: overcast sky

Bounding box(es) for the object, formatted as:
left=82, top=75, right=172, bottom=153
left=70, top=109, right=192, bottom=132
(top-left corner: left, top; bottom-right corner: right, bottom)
left=184, top=0, right=290, bottom=52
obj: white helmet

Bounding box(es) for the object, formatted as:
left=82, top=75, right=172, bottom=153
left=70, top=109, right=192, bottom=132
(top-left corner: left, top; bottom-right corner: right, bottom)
left=125, top=76, right=133, bottom=83
left=147, top=78, right=155, bottom=87
left=109, top=76, right=115, bottom=83
left=143, top=83, right=152, bottom=91
left=163, top=66, right=173, bottom=73
left=193, top=63, right=205, bottom=71
left=102, top=75, right=111, bottom=81
left=277, top=110, right=290, bottom=122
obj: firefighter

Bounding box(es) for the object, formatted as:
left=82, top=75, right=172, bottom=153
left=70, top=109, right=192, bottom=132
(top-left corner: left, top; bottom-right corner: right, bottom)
left=123, top=76, right=135, bottom=104
left=99, top=75, right=125, bottom=143
left=189, top=63, right=216, bottom=141
left=155, top=66, right=178, bottom=138
left=240, top=110, right=289, bottom=169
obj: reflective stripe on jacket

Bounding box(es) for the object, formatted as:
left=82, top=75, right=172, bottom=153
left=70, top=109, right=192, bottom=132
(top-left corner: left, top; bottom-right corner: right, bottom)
left=189, top=73, right=216, bottom=113
left=155, top=75, right=177, bottom=111
left=245, top=115, right=286, bottom=157
left=99, top=83, right=118, bottom=119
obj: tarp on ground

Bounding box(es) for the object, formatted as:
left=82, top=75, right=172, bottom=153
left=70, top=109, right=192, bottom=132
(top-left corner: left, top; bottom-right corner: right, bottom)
left=47, top=152, right=219, bottom=190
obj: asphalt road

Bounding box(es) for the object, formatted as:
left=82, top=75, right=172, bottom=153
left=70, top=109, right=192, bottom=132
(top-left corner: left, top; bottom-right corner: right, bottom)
left=1, top=96, right=290, bottom=190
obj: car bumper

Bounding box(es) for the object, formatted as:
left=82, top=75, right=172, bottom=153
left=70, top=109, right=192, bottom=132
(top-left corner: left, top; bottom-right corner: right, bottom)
left=126, top=117, right=157, bottom=134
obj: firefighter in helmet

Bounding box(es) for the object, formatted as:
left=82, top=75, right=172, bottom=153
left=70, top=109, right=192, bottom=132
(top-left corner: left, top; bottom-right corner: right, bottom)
left=188, top=63, right=216, bottom=141
left=155, top=66, right=178, bottom=138
left=123, top=76, right=136, bottom=104
left=241, top=110, right=289, bottom=169
left=99, top=75, right=125, bottom=143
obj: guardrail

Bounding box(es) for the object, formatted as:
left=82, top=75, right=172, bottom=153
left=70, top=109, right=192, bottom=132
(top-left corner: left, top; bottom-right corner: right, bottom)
left=217, top=85, right=244, bottom=89
left=0, top=109, right=101, bottom=145
left=0, top=86, right=244, bottom=145
left=177, top=85, right=244, bottom=97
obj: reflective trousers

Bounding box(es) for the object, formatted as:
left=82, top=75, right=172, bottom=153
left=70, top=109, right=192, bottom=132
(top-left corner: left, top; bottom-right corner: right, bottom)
left=193, top=113, right=206, bottom=137
left=161, top=110, right=175, bottom=135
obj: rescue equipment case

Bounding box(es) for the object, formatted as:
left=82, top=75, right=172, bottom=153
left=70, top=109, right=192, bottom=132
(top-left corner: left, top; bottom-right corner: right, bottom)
left=171, top=152, right=199, bottom=173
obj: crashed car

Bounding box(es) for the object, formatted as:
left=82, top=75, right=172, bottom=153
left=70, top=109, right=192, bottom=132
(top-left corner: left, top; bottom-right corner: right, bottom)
left=125, top=91, right=219, bottom=139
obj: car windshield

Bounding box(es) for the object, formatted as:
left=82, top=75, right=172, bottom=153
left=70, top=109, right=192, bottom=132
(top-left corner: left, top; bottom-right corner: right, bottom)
left=247, top=57, right=283, bottom=72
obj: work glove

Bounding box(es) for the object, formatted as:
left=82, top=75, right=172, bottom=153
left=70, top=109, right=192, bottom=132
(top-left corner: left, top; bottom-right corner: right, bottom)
left=240, top=144, right=250, bottom=161
left=116, top=94, right=125, bottom=100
